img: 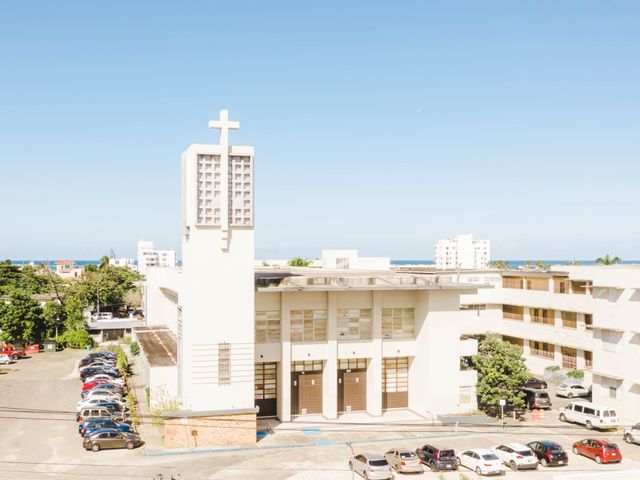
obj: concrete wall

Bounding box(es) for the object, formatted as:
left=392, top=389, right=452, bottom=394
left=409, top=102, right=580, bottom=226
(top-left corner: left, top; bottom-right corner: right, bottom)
left=164, top=412, right=256, bottom=448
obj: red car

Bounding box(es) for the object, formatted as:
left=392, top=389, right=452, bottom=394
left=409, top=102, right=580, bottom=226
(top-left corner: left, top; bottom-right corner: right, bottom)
left=572, top=439, right=622, bottom=464
left=82, top=380, right=111, bottom=391
left=0, top=346, right=25, bottom=360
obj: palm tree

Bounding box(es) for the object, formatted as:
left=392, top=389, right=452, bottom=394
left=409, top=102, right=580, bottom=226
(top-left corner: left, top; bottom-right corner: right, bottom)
left=99, top=255, right=110, bottom=269
left=595, top=254, right=621, bottom=265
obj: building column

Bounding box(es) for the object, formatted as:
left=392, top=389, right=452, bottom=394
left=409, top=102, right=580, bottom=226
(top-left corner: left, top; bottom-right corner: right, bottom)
left=279, top=292, right=292, bottom=422
left=323, top=292, right=338, bottom=419
left=367, top=291, right=383, bottom=416
left=553, top=309, right=561, bottom=328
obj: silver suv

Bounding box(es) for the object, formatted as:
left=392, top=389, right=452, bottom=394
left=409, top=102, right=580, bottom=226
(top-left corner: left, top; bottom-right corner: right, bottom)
left=349, top=453, right=394, bottom=479
left=624, top=423, right=640, bottom=445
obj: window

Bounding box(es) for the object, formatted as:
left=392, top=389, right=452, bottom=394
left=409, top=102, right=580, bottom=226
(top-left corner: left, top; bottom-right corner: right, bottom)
left=561, top=311, right=577, bottom=329
left=218, top=343, right=230, bottom=385
left=584, top=314, right=593, bottom=329
left=337, top=309, right=372, bottom=341
left=291, top=360, right=323, bottom=372
left=290, top=310, right=327, bottom=342
left=609, top=387, right=617, bottom=399
left=561, top=347, right=577, bottom=369
left=254, top=362, right=276, bottom=400
left=502, top=276, right=523, bottom=289
left=502, top=305, right=524, bottom=321
left=584, top=350, right=593, bottom=367
left=338, top=358, right=367, bottom=370
left=554, top=277, right=569, bottom=294
left=529, top=340, right=554, bottom=359
left=255, top=310, right=281, bottom=343
left=336, top=257, right=350, bottom=269
left=530, top=308, right=555, bottom=325
left=383, top=357, right=408, bottom=393
left=382, top=308, right=415, bottom=339
left=525, top=277, right=549, bottom=291
left=602, top=329, right=622, bottom=353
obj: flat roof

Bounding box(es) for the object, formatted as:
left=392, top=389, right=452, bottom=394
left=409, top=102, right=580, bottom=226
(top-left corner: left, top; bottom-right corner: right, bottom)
left=87, top=319, right=144, bottom=330
left=135, top=326, right=177, bottom=367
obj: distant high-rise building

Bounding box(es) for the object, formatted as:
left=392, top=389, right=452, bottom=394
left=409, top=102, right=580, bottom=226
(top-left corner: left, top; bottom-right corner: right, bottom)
left=137, top=240, right=177, bottom=275
left=434, top=234, right=490, bottom=270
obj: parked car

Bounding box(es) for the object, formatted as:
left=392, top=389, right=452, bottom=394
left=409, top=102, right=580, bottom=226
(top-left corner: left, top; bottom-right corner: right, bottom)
left=77, top=397, right=125, bottom=412
left=527, top=441, right=569, bottom=467
left=0, top=345, right=25, bottom=360
left=82, top=388, right=123, bottom=400
left=79, top=417, right=131, bottom=436
left=79, top=392, right=122, bottom=406
left=524, top=378, right=547, bottom=390
left=82, top=380, right=123, bottom=391
left=416, top=443, right=458, bottom=471
left=87, top=350, right=117, bottom=360
left=457, top=449, right=505, bottom=476
left=559, top=401, right=619, bottom=430
left=624, top=423, right=640, bottom=445
left=82, top=428, right=141, bottom=451
left=0, top=354, right=13, bottom=365
left=349, top=453, right=394, bottom=479
left=84, top=373, right=124, bottom=385
left=572, top=439, right=622, bottom=464
left=522, top=388, right=552, bottom=409
left=80, top=367, right=119, bottom=381
left=491, top=443, right=538, bottom=471
left=384, top=448, right=423, bottom=473
left=77, top=407, right=113, bottom=423
left=555, top=383, right=590, bottom=398
left=79, top=357, right=114, bottom=369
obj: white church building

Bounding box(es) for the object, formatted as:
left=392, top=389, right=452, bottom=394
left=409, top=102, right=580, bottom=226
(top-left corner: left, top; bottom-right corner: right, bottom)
left=140, top=110, right=486, bottom=448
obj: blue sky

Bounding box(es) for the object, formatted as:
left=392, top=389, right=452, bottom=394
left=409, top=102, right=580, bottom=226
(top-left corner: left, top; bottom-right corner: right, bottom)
left=1, top=1, right=639, bottom=261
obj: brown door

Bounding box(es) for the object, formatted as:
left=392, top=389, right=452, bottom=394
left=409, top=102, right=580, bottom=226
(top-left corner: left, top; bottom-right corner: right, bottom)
left=382, top=357, right=408, bottom=409
left=338, top=369, right=367, bottom=413
left=255, top=362, right=277, bottom=417
left=292, top=371, right=323, bottom=415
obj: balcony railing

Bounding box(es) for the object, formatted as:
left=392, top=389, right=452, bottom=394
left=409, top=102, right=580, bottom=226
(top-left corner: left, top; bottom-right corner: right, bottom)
left=530, top=348, right=554, bottom=359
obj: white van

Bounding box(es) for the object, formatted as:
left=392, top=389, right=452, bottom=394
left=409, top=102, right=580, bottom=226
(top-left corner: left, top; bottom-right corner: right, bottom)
left=559, top=401, right=619, bottom=430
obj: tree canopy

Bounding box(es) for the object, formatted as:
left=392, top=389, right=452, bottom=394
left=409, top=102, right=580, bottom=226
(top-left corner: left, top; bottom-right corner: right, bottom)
left=596, top=254, right=621, bottom=265
left=287, top=257, right=313, bottom=267
left=472, top=335, right=530, bottom=410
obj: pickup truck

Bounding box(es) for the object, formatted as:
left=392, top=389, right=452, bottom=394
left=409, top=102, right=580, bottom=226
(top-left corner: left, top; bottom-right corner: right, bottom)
left=0, top=346, right=26, bottom=360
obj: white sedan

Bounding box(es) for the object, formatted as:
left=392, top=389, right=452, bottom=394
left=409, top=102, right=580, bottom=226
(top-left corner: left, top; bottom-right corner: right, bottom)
left=555, top=383, right=590, bottom=398
left=457, top=449, right=506, bottom=476
left=0, top=354, right=12, bottom=365
left=491, top=443, right=538, bottom=471
left=76, top=396, right=125, bottom=412
left=84, top=374, right=125, bottom=385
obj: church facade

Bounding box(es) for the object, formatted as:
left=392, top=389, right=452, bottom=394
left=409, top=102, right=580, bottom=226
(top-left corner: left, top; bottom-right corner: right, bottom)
left=141, top=111, right=483, bottom=448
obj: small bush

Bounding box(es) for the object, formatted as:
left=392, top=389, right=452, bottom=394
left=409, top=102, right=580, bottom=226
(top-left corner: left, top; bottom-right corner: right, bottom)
left=130, top=342, right=140, bottom=356
left=545, top=365, right=561, bottom=372
left=56, top=329, right=93, bottom=349
left=567, top=369, right=584, bottom=379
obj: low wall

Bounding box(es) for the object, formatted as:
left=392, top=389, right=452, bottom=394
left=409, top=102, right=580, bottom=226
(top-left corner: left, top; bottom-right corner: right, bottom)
left=164, top=412, right=256, bottom=448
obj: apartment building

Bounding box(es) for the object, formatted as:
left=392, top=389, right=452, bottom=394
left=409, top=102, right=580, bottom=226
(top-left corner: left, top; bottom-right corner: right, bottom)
left=137, top=240, right=177, bottom=275
left=459, top=266, right=640, bottom=422
left=435, top=234, right=491, bottom=270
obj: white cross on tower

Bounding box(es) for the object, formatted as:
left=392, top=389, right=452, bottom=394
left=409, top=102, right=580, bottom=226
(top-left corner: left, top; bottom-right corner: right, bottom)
left=208, top=109, right=239, bottom=250
left=208, top=109, right=239, bottom=150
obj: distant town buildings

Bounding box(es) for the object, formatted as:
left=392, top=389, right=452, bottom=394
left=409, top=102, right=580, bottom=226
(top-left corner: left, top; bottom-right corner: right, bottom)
left=54, top=260, right=83, bottom=279
left=108, top=257, right=135, bottom=269
left=435, top=234, right=490, bottom=270
left=136, top=240, right=177, bottom=275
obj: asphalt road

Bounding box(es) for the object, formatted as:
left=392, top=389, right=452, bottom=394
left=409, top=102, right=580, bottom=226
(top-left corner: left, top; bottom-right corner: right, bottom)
left=1, top=351, right=640, bottom=480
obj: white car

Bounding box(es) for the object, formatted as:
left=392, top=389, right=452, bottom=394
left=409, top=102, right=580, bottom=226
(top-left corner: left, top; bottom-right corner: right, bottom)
left=457, top=449, right=506, bottom=476
left=76, top=397, right=125, bottom=412
left=83, top=389, right=123, bottom=401
left=555, top=383, right=590, bottom=398
left=491, top=443, right=538, bottom=471
left=349, top=453, right=394, bottom=479
left=0, top=354, right=12, bottom=365
left=85, top=374, right=124, bottom=385
left=624, top=423, right=640, bottom=445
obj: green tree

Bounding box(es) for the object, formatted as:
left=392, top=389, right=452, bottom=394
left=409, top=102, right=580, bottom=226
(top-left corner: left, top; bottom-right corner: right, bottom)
left=489, top=261, right=509, bottom=269
left=42, top=300, right=66, bottom=338
left=0, top=291, right=46, bottom=344
left=471, top=336, right=530, bottom=410
left=287, top=257, right=313, bottom=267
left=596, top=254, right=621, bottom=265
left=56, top=328, right=92, bottom=349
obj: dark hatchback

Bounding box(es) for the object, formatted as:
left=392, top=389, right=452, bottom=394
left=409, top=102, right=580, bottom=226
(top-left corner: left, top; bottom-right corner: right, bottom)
left=522, top=388, right=552, bottom=409
left=524, top=378, right=548, bottom=390
left=527, top=441, right=569, bottom=467
left=416, top=444, right=458, bottom=471
left=79, top=418, right=130, bottom=436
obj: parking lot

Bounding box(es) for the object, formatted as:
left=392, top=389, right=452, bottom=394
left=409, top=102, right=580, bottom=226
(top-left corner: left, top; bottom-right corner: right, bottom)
left=1, top=352, right=640, bottom=479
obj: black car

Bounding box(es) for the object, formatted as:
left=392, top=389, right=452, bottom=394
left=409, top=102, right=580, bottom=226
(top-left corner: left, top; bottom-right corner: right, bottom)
left=78, top=417, right=130, bottom=436
left=416, top=444, right=458, bottom=471
left=522, top=388, right=552, bottom=409
left=527, top=441, right=568, bottom=467
left=524, top=378, right=548, bottom=390
left=80, top=367, right=120, bottom=381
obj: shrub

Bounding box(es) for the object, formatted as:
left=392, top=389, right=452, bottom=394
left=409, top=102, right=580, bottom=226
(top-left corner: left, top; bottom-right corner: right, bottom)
left=567, top=369, right=584, bottom=379
left=56, top=329, right=93, bottom=349
left=130, top=342, right=140, bottom=356
left=545, top=365, right=561, bottom=372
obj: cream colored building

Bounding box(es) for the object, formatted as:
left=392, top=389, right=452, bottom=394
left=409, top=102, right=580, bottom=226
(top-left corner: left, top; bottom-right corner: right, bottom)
left=460, top=265, right=640, bottom=422
left=435, top=234, right=490, bottom=270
